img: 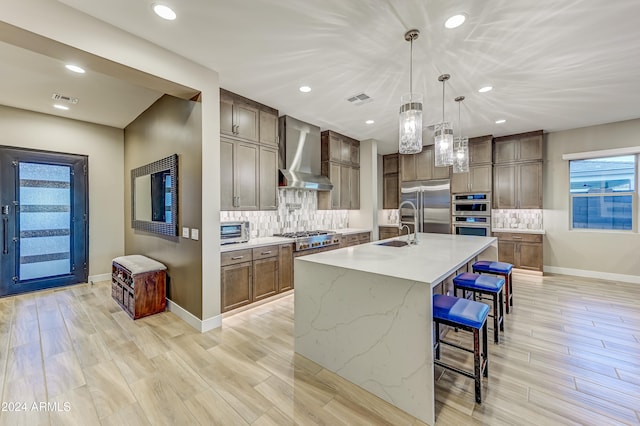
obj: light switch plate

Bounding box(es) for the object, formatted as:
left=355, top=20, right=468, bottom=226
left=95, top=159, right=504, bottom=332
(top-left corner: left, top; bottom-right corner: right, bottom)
left=191, top=228, right=199, bottom=240
left=182, top=227, right=190, bottom=238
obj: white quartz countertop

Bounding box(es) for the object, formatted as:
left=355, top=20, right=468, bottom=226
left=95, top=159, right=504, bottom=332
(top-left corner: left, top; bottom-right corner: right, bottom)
left=296, top=233, right=496, bottom=285
left=492, top=228, right=546, bottom=235
left=331, top=228, right=371, bottom=235
left=220, top=236, right=292, bottom=252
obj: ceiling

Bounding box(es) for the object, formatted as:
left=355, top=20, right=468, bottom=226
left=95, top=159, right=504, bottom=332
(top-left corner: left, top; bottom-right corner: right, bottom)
left=4, top=0, right=640, bottom=154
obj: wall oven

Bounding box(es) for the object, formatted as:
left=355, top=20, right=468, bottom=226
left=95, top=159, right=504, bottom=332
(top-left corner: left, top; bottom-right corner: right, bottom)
left=452, top=216, right=491, bottom=237
left=452, top=193, right=491, bottom=216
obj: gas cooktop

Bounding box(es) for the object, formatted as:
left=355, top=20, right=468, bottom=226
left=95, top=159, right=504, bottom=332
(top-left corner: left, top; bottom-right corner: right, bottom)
left=273, top=230, right=335, bottom=238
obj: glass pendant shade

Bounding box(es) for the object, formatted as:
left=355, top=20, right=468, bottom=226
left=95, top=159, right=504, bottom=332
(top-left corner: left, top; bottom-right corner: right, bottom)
left=434, top=122, right=454, bottom=166
left=399, top=93, right=423, bottom=154
left=453, top=136, right=469, bottom=173
left=452, top=95, right=469, bottom=173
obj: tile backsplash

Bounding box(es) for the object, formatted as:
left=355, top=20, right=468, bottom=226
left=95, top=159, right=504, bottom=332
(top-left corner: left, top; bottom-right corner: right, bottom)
left=492, top=209, right=543, bottom=230
left=220, top=188, right=349, bottom=237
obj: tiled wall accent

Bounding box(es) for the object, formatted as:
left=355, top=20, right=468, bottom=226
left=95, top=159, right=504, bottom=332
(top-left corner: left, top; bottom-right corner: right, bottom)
left=492, top=209, right=543, bottom=230
left=379, top=209, right=399, bottom=225
left=220, top=188, right=349, bottom=237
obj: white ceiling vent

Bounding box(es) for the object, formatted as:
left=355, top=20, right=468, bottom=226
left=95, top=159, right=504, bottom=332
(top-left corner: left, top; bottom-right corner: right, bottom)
left=347, top=92, right=372, bottom=106
left=52, top=93, right=79, bottom=104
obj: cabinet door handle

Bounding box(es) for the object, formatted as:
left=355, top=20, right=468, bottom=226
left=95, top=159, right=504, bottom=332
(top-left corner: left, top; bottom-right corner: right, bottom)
left=512, top=236, right=522, bottom=239
left=231, top=256, right=244, bottom=260
left=260, top=251, right=272, bottom=255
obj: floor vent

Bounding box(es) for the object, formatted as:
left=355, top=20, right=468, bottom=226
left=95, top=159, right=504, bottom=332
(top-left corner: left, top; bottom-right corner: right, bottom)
left=347, top=93, right=372, bottom=106
left=52, top=93, right=79, bottom=104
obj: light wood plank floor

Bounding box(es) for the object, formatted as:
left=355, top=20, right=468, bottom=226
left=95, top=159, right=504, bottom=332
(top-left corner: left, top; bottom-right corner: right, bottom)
left=0, top=273, right=639, bottom=425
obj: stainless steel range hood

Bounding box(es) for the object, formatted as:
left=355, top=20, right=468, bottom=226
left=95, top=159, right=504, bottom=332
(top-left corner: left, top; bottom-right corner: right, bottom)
left=278, top=115, right=333, bottom=191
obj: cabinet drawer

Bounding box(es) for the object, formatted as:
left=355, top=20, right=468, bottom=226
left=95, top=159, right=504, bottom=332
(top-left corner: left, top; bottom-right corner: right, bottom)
left=357, top=232, right=370, bottom=243
left=252, top=245, right=279, bottom=260
left=221, top=249, right=253, bottom=266
left=345, top=234, right=359, bottom=244
left=495, top=233, right=542, bottom=243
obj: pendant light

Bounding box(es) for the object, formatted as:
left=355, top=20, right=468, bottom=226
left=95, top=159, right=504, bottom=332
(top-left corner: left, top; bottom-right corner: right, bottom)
left=399, top=29, right=423, bottom=155
left=453, top=96, right=469, bottom=174
left=434, top=74, right=453, bottom=167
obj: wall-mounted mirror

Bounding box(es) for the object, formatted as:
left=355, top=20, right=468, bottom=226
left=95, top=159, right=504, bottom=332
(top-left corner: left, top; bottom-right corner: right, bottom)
left=131, top=154, right=178, bottom=236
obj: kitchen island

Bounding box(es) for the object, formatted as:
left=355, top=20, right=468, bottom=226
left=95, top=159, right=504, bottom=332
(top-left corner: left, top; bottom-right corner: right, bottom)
left=294, top=233, right=497, bottom=425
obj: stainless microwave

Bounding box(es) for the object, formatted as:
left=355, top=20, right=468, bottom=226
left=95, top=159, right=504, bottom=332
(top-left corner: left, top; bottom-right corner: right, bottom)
left=220, top=221, right=250, bottom=244
left=452, top=193, right=491, bottom=216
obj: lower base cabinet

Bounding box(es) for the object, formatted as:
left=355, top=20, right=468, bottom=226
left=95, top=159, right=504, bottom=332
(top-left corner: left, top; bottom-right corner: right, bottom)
left=221, top=243, right=294, bottom=313
left=378, top=226, right=410, bottom=240
left=495, top=232, right=543, bottom=272
left=339, top=231, right=371, bottom=248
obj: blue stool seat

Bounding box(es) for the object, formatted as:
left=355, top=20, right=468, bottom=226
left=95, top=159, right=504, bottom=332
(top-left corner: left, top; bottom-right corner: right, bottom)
left=453, top=273, right=505, bottom=344
left=473, top=260, right=514, bottom=314
left=453, top=272, right=504, bottom=293
left=432, top=294, right=489, bottom=404
left=433, top=294, right=490, bottom=330
left=473, top=261, right=513, bottom=274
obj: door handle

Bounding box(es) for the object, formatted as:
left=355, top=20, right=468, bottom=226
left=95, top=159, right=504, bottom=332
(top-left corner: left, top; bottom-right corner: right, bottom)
left=2, top=216, right=8, bottom=255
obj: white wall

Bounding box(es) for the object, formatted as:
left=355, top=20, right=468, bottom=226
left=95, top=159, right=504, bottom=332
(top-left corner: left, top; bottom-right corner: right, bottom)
left=348, top=138, right=378, bottom=238
left=544, top=118, right=640, bottom=283
left=3, top=0, right=222, bottom=329
left=0, top=105, right=124, bottom=279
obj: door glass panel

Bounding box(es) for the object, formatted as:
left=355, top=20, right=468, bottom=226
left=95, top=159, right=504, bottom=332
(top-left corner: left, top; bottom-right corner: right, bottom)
left=19, top=162, right=71, bottom=280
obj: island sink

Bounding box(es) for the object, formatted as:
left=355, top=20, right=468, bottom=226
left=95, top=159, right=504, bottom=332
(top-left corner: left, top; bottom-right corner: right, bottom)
left=376, top=240, right=409, bottom=247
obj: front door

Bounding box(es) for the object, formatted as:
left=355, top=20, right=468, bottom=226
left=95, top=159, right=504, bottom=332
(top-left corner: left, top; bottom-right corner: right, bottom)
left=0, top=146, right=88, bottom=297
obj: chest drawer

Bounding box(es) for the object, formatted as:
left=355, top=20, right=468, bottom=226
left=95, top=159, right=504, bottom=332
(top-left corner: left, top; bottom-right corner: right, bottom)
left=221, top=249, right=253, bottom=266
left=495, top=233, right=542, bottom=243
left=252, top=245, right=279, bottom=260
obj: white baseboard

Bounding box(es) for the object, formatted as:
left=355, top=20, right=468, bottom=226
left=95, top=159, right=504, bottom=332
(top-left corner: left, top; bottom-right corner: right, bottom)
left=88, top=273, right=110, bottom=283
left=544, top=265, right=640, bottom=284
left=166, top=299, right=222, bottom=332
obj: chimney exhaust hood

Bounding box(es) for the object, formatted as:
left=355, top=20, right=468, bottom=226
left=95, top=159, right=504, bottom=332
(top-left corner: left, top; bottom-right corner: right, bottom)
left=278, top=115, right=333, bottom=191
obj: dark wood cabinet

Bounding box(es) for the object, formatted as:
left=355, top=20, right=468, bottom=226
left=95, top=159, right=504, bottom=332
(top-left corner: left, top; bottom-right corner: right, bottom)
left=383, top=154, right=399, bottom=209
left=451, top=135, right=493, bottom=194
left=494, top=130, right=543, bottom=164
left=220, top=89, right=279, bottom=211
left=339, top=231, right=371, bottom=248
left=400, top=145, right=450, bottom=182
left=494, top=161, right=542, bottom=209
left=112, top=259, right=166, bottom=320
left=492, top=130, right=543, bottom=209
left=495, top=232, right=543, bottom=272
left=221, top=244, right=294, bottom=313
left=319, top=130, right=360, bottom=210
left=279, top=243, right=293, bottom=292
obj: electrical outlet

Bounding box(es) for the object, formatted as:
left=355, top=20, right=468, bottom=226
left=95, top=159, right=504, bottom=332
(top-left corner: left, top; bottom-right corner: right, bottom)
left=182, top=227, right=190, bottom=238
left=191, top=228, right=199, bottom=240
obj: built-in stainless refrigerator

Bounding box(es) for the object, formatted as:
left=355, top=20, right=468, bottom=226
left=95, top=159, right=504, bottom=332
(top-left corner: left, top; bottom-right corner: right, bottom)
left=400, top=179, right=451, bottom=234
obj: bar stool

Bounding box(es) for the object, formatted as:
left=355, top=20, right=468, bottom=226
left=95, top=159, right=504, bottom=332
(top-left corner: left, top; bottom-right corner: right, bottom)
left=453, top=272, right=505, bottom=344
left=472, top=261, right=514, bottom=314
left=433, top=294, right=489, bottom=404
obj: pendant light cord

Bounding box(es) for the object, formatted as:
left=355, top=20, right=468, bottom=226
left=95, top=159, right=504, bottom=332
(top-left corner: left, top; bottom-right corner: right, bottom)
left=441, top=80, right=445, bottom=123
left=409, top=37, right=413, bottom=96
left=458, top=100, right=462, bottom=139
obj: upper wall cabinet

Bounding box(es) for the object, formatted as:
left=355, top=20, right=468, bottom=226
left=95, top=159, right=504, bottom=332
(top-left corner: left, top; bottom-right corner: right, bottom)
left=383, top=154, right=399, bottom=209
left=220, top=89, right=279, bottom=211
left=220, top=89, right=278, bottom=146
left=492, top=130, right=543, bottom=209
left=451, top=135, right=493, bottom=194
left=400, top=145, right=450, bottom=182
left=493, top=130, right=543, bottom=164
left=318, top=130, right=360, bottom=210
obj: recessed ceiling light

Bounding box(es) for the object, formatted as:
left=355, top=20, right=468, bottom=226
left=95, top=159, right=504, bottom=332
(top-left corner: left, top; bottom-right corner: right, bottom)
left=153, top=4, right=176, bottom=20
left=478, top=86, right=493, bottom=93
left=445, top=14, right=466, bottom=29
left=299, top=86, right=311, bottom=93
left=495, top=119, right=506, bottom=124
left=65, top=64, right=85, bottom=74
left=365, top=120, right=375, bottom=125
left=53, top=104, right=69, bottom=111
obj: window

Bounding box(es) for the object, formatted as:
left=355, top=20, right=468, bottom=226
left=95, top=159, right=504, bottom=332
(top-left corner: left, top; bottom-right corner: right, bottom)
left=569, top=155, right=636, bottom=230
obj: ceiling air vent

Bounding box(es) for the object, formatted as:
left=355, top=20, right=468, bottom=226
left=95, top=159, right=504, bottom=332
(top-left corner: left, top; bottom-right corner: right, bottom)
left=346, top=92, right=372, bottom=106
left=52, top=93, right=79, bottom=104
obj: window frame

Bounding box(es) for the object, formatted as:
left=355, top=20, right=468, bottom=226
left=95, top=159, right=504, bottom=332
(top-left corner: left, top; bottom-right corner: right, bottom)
left=568, top=154, right=638, bottom=233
